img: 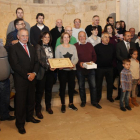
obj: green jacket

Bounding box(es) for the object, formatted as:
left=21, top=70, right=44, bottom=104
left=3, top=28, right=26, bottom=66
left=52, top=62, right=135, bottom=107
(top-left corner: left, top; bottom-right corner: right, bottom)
left=55, top=36, right=77, bottom=50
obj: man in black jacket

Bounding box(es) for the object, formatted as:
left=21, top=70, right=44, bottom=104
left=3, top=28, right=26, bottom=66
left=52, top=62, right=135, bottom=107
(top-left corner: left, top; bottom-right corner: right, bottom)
left=85, top=15, right=102, bottom=37
left=9, top=28, right=39, bottom=134
left=50, top=19, right=64, bottom=52
left=30, top=13, right=49, bottom=47
left=116, top=31, right=136, bottom=100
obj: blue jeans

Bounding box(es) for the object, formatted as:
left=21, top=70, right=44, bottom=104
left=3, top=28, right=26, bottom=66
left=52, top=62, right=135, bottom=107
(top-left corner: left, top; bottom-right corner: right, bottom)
left=0, top=78, right=10, bottom=120
left=120, top=90, right=130, bottom=107
left=77, top=70, right=97, bottom=104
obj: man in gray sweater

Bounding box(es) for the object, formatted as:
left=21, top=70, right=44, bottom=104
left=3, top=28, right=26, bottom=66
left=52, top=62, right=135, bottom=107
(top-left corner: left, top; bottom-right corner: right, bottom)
left=6, top=7, right=30, bottom=36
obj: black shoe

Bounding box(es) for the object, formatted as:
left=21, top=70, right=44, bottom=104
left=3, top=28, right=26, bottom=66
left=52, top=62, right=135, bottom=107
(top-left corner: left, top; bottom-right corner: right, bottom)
left=107, top=98, right=114, bottom=102
left=125, top=106, right=132, bottom=110
left=9, top=105, right=15, bottom=111
left=36, top=112, right=43, bottom=119
left=113, top=85, right=117, bottom=90
left=46, top=108, right=53, bottom=114
left=120, top=107, right=126, bottom=111
left=137, top=94, right=140, bottom=97
left=17, top=127, right=26, bottom=134
left=74, top=90, right=78, bottom=94
left=80, top=102, right=86, bottom=107
left=26, top=117, right=40, bottom=123
left=1, top=115, right=15, bottom=121
left=69, top=104, right=78, bottom=111
left=92, top=103, right=102, bottom=109
left=115, top=96, right=120, bottom=100
left=61, top=105, right=66, bottom=113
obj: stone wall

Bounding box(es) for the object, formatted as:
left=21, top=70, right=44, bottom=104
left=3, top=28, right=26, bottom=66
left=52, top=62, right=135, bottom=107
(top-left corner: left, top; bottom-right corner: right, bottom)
left=0, top=0, right=116, bottom=43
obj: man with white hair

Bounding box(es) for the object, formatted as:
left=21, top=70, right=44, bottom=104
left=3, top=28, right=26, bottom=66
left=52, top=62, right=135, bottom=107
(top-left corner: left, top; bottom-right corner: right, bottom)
left=55, top=26, right=77, bottom=49
left=94, top=32, right=115, bottom=104
left=50, top=19, right=64, bottom=51
left=85, top=15, right=102, bottom=37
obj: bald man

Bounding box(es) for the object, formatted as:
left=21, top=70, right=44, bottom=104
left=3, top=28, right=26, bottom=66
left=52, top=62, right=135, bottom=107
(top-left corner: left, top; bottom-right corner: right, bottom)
left=55, top=26, right=77, bottom=49
left=50, top=19, right=64, bottom=51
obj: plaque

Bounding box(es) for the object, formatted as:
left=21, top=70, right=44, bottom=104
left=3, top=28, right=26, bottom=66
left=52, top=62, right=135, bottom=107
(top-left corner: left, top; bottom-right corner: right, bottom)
left=48, top=58, right=73, bottom=69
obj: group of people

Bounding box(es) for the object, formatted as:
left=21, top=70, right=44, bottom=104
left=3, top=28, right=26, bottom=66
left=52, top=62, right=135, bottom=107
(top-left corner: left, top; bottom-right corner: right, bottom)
left=1, top=7, right=140, bottom=134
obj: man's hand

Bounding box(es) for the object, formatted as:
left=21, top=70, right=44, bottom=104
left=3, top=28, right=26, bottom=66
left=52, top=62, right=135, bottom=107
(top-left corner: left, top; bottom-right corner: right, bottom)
left=27, top=73, right=35, bottom=81
left=80, top=62, right=84, bottom=68
left=11, top=40, right=18, bottom=45
left=138, top=80, right=140, bottom=85
left=50, top=68, right=56, bottom=71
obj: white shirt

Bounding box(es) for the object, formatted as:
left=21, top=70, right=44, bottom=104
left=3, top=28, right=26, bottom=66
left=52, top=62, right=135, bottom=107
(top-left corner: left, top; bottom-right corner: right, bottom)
left=37, top=25, right=44, bottom=30
left=123, top=40, right=130, bottom=50
left=72, top=28, right=87, bottom=42
left=19, top=41, right=30, bottom=57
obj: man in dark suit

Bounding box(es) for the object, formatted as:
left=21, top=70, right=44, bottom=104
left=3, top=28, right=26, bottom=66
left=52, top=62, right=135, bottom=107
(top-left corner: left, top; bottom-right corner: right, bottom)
left=116, top=31, right=136, bottom=100
left=8, top=28, right=40, bottom=134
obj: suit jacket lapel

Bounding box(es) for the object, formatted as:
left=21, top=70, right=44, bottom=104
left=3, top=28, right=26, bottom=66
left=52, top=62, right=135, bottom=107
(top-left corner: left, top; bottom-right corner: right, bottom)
left=122, top=41, right=129, bottom=55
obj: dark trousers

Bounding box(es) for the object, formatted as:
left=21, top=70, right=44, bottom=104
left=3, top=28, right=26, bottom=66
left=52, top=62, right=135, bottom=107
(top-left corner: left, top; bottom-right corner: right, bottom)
left=0, top=79, right=10, bottom=120
left=113, top=67, right=118, bottom=85
left=14, top=76, right=36, bottom=128
left=35, top=70, right=54, bottom=112
left=58, top=70, right=76, bottom=104
left=96, top=68, right=113, bottom=102
left=77, top=70, right=97, bottom=104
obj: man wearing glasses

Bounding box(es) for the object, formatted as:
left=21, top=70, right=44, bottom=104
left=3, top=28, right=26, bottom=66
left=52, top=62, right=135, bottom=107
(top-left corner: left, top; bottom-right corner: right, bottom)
left=55, top=26, right=77, bottom=49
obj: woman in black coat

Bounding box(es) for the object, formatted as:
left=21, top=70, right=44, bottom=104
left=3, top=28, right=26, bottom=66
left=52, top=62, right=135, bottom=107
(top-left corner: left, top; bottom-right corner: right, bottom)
left=35, top=31, right=55, bottom=119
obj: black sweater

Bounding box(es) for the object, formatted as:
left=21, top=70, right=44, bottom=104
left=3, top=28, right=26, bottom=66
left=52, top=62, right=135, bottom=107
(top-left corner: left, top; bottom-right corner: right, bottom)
left=50, top=26, right=64, bottom=51
left=85, top=25, right=102, bottom=37
left=94, top=43, right=115, bottom=68
left=30, top=24, right=49, bottom=47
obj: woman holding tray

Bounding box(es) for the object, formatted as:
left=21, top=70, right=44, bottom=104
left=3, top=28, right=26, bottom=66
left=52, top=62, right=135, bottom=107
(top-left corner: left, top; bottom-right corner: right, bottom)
left=35, top=31, right=55, bottom=119
left=55, top=32, right=78, bottom=113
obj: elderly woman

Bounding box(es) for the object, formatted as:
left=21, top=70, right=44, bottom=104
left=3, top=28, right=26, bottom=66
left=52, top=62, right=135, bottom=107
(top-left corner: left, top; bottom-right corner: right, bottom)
left=87, top=26, right=101, bottom=47
left=35, top=31, right=55, bottom=119
left=55, top=32, right=78, bottom=113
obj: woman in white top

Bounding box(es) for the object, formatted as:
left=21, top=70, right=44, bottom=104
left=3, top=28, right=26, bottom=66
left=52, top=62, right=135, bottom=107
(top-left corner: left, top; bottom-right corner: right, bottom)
left=87, top=26, right=101, bottom=47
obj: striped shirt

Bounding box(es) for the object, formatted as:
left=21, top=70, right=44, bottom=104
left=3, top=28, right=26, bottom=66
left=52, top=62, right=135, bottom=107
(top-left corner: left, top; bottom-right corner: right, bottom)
left=120, top=68, right=132, bottom=91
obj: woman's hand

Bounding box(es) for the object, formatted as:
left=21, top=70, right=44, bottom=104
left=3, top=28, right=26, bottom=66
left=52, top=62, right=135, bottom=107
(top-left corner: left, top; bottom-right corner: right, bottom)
left=50, top=68, right=56, bottom=71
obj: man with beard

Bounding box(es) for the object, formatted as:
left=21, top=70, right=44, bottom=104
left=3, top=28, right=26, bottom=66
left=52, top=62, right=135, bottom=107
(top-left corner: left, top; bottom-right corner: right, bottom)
left=30, top=13, right=49, bottom=47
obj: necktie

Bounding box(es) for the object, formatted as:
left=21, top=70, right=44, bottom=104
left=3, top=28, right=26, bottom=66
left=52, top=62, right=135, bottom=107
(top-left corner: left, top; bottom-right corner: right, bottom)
left=126, top=42, right=130, bottom=52
left=23, top=44, right=29, bottom=56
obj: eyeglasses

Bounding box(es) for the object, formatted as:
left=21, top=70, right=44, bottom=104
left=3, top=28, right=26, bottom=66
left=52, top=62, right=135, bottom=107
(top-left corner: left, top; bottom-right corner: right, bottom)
left=17, top=23, right=25, bottom=25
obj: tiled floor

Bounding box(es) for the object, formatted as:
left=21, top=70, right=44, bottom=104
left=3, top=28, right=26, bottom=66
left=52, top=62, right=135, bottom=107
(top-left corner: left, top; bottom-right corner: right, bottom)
left=1, top=90, right=140, bottom=140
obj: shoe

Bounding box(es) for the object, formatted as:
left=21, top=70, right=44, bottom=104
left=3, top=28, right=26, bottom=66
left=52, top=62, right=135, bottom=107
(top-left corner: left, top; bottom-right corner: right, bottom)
left=132, top=97, right=139, bottom=107
left=46, top=108, right=53, bottom=114
left=92, top=103, right=102, bottom=109
left=36, top=112, right=43, bottom=119
left=113, top=85, right=117, bottom=90
left=61, top=105, right=66, bottom=113
left=1, top=115, right=15, bottom=121
left=74, top=90, right=78, bottom=94
left=9, top=105, right=15, bottom=111
left=107, top=98, right=114, bottom=102
left=125, top=106, right=132, bottom=110
left=69, top=104, right=78, bottom=111
left=80, top=102, right=86, bottom=107
left=120, top=107, right=126, bottom=111
left=115, top=96, right=120, bottom=100
left=17, top=127, right=26, bottom=134
left=129, top=98, right=134, bottom=108
left=26, top=117, right=40, bottom=123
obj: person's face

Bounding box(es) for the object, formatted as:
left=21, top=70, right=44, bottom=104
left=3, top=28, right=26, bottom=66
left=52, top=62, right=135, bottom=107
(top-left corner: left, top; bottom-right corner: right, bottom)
left=131, top=51, right=138, bottom=59
left=56, top=19, right=63, bottom=28
left=107, top=26, right=113, bottom=34
left=65, top=27, right=72, bottom=36
left=93, top=17, right=100, bottom=26
left=116, top=23, right=120, bottom=28
left=63, top=34, right=70, bottom=44
left=91, top=28, right=98, bottom=36
left=16, top=20, right=25, bottom=30
left=123, top=62, right=130, bottom=70
left=37, top=16, right=44, bottom=24
left=16, top=9, right=24, bottom=19
left=74, top=19, right=81, bottom=29
left=102, top=34, right=110, bottom=44
left=42, top=33, right=50, bottom=45
left=121, top=22, right=125, bottom=28
left=130, top=28, right=135, bottom=36
left=124, top=32, right=131, bottom=42
left=17, top=30, right=28, bottom=44
left=78, top=32, right=86, bottom=44
left=109, top=18, right=114, bottom=25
